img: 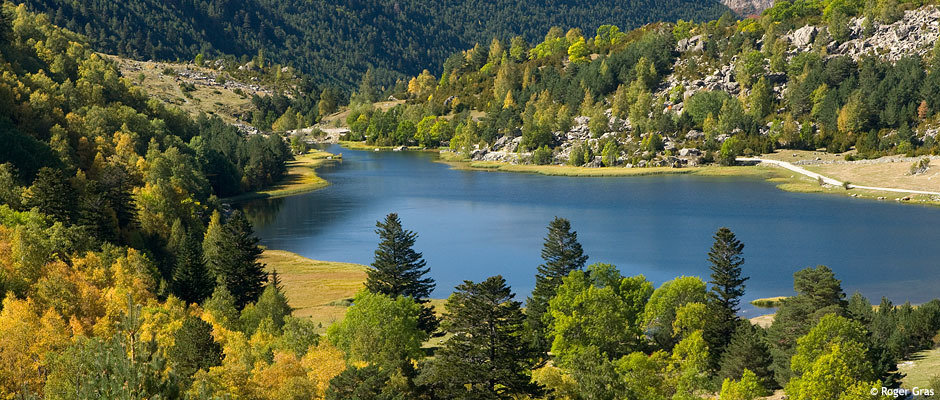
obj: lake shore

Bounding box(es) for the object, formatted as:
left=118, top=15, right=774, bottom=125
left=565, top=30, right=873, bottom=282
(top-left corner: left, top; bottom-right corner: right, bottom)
left=438, top=153, right=940, bottom=207
left=224, top=149, right=340, bottom=203
left=261, top=248, right=446, bottom=332
left=260, top=249, right=367, bottom=331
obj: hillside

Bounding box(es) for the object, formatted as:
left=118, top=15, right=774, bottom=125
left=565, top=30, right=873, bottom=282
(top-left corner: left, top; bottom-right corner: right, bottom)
left=337, top=0, right=940, bottom=188
left=22, top=0, right=728, bottom=89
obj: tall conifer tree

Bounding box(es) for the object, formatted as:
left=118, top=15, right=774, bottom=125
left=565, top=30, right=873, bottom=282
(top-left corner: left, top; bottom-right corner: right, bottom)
left=525, top=217, right=588, bottom=356
left=205, top=211, right=267, bottom=309
left=704, top=227, right=748, bottom=367
left=172, top=229, right=214, bottom=304
left=419, top=276, right=536, bottom=398
left=365, top=213, right=437, bottom=333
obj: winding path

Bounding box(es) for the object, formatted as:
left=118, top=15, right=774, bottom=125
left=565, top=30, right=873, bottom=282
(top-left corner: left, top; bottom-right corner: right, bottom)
left=736, top=157, right=940, bottom=197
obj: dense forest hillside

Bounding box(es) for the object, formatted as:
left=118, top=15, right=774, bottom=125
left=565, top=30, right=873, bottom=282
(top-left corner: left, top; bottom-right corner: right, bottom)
left=3, top=3, right=940, bottom=399
left=342, top=0, right=940, bottom=169
left=21, top=0, right=729, bottom=89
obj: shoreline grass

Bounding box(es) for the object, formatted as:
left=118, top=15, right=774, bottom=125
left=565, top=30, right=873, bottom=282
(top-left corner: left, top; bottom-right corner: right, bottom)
left=439, top=156, right=940, bottom=207
left=261, top=249, right=448, bottom=334
left=260, top=249, right=367, bottom=331
left=224, top=149, right=340, bottom=203
left=751, top=296, right=788, bottom=308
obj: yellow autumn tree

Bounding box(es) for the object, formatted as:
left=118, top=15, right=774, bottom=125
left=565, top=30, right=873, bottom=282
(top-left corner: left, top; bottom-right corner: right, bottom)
left=0, top=295, right=70, bottom=396
left=301, top=342, right=347, bottom=398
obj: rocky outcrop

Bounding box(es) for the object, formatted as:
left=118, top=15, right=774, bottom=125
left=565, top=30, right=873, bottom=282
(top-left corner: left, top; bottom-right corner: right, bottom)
left=791, top=26, right=818, bottom=49
left=722, top=0, right=775, bottom=17
left=832, top=7, right=940, bottom=62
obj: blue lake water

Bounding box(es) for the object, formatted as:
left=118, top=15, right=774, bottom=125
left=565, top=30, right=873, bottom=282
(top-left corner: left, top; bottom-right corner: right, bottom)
left=244, top=145, right=940, bottom=316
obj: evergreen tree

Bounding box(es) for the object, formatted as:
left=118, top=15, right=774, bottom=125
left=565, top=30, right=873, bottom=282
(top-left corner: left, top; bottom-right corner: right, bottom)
left=525, top=217, right=588, bottom=356
left=172, top=229, right=214, bottom=304
left=719, top=322, right=775, bottom=388
left=358, top=68, right=378, bottom=103
left=25, top=167, right=77, bottom=224
left=419, top=276, right=537, bottom=398
left=704, top=227, right=748, bottom=366
left=766, top=265, right=846, bottom=385
left=166, top=316, right=222, bottom=385
left=240, top=277, right=293, bottom=335
left=365, top=213, right=438, bottom=334
left=215, top=211, right=268, bottom=310
left=202, top=210, right=225, bottom=279
left=326, top=364, right=394, bottom=400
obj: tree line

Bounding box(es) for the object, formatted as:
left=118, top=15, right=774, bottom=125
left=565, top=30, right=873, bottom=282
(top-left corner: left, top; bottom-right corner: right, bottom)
left=20, top=0, right=727, bottom=90
left=344, top=0, right=940, bottom=165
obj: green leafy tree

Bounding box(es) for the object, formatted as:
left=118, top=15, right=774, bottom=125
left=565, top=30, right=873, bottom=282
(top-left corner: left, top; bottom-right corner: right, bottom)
left=549, top=264, right=653, bottom=362
left=748, top=77, right=772, bottom=120
left=719, top=369, right=768, bottom=400
left=419, top=275, right=537, bottom=399
left=643, top=276, right=707, bottom=350
left=240, top=276, right=293, bottom=335
left=704, top=227, right=748, bottom=364
left=719, top=137, right=742, bottom=166
left=365, top=212, right=438, bottom=334
left=785, top=315, right=879, bottom=400
left=602, top=140, right=619, bottom=167
left=203, top=285, right=239, bottom=330
left=327, top=290, right=426, bottom=369
left=525, top=217, right=588, bottom=356
left=767, top=265, right=846, bottom=385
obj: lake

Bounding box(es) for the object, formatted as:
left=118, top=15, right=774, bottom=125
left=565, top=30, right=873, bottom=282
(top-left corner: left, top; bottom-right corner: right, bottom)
left=244, top=145, right=940, bottom=315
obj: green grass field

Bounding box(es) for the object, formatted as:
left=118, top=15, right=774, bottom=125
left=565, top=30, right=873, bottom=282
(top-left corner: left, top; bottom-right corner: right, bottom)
left=899, top=347, right=940, bottom=390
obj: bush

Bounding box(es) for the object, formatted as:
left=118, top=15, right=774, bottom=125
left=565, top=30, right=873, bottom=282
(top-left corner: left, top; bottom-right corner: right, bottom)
left=533, top=145, right=553, bottom=165
left=910, top=158, right=930, bottom=175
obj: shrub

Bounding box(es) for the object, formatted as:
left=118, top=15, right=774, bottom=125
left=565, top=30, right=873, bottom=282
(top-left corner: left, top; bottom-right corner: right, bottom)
left=910, top=158, right=930, bottom=175
left=533, top=145, right=553, bottom=165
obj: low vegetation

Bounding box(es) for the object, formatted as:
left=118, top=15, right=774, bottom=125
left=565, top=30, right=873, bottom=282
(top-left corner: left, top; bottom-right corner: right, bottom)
left=259, top=250, right=366, bottom=329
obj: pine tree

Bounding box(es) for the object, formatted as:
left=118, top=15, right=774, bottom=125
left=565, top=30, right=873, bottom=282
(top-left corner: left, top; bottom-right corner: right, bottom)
left=207, top=211, right=267, bottom=310
left=202, top=210, right=225, bottom=279
left=166, top=316, right=222, bottom=385
left=767, top=265, right=846, bottom=385
left=525, top=217, right=588, bottom=357
left=25, top=167, right=77, bottom=224
left=365, top=213, right=437, bottom=334
left=719, top=322, right=775, bottom=388
left=419, top=276, right=537, bottom=398
left=172, top=229, right=214, bottom=304
left=704, top=227, right=748, bottom=366
left=240, top=278, right=293, bottom=335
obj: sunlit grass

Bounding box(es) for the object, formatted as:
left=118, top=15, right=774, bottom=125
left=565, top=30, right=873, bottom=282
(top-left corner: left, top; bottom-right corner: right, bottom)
left=226, top=150, right=339, bottom=202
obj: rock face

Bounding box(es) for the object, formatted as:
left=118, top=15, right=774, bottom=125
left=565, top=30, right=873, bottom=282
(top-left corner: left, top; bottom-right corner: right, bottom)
left=722, top=0, right=776, bottom=16
left=831, top=7, right=940, bottom=61
left=791, top=26, right=818, bottom=49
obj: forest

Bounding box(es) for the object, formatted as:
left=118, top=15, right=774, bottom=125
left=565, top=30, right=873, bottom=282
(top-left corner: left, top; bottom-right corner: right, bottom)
left=19, top=0, right=728, bottom=89
left=2, top=1, right=940, bottom=399
left=343, top=0, right=940, bottom=166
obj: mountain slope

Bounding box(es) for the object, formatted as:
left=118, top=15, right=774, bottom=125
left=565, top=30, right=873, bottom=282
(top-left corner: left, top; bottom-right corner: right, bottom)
left=23, top=0, right=729, bottom=89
